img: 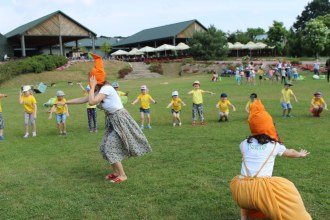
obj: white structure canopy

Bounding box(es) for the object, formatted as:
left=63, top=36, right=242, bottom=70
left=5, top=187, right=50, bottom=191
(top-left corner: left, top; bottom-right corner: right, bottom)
left=173, top=42, right=190, bottom=50
left=138, top=46, right=156, bottom=53
left=128, top=48, right=144, bottom=55
left=111, top=49, right=128, bottom=56
left=154, top=44, right=176, bottom=52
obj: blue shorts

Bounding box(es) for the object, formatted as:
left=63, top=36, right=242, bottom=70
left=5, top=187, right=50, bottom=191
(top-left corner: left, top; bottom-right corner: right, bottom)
left=140, top=108, right=150, bottom=114
left=281, top=102, right=292, bottom=109
left=56, top=114, right=67, bottom=123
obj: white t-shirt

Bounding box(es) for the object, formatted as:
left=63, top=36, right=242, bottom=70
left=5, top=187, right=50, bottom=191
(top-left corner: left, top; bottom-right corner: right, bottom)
left=240, top=138, right=286, bottom=177
left=98, top=85, right=123, bottom=113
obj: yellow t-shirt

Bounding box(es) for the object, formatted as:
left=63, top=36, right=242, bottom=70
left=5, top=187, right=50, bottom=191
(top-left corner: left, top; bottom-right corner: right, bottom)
left=258, top=69, right=264, bottom=76
left=84, top=92, right=96, bottom=109
left=312, top=97, right=325, bottom=106
left=137, top=94, right=153, bottom=109
left=217, top=100, right=231, bottom=112
left=0, top=97, right=2, bottom=113
left=190, top=89, right=204, bottom=104
left=55, top=97, right=67, bottom=114
left=22, top=95, right=37, bottom=114
left=117, top=91, right=126, bottom=96
left=280, top=89, right=294, bottom=103
left=171, top=98, right=182, bottom=112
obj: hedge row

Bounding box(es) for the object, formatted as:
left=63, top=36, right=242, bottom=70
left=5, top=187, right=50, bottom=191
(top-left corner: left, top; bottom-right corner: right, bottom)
left=0, top=55, right=68, bottom=84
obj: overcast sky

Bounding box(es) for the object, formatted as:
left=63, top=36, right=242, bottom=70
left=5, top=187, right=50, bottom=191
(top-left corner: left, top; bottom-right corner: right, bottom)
left=0, top=0, right=312, bottom=37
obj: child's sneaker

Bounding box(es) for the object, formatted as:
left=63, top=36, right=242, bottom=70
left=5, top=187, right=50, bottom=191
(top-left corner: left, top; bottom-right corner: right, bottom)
left=200, top=121, right=205, bottom=126
left=178, top=122, right=182, bottom=126
left=140, top=125, right=144, bottom=130
left=0, top=136, right=4, bottom=140
left=192, top=121, right=196, bottom=126
left=173, top=123, right=176, bottom=127
left=32, top=132, right=37, bottom=137
left=24, top=133, right=29, bottom=138
left=147, top=124, right=152, bottom=129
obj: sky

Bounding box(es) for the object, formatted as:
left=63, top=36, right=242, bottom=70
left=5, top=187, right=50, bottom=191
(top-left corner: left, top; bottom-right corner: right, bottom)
left=0, top=0, right=312, bottom=37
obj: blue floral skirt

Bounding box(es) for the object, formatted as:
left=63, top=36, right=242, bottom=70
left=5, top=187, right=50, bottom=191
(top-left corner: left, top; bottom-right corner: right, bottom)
left=100, top=108, right=151, bottom=164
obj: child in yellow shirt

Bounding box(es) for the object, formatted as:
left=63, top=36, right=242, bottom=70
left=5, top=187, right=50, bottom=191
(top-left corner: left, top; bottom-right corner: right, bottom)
left=216, top=93, right=236, bottom=122
left=131, top=85, right=157, bottom=129
left=280, top=83, right=298, bottom=118
left=19, top=86, right=37, bottom=138
left=0, top=93, right=8, bottom=140
left=166, top=91, right=186, bottom=127
left=187, top=80, right=214, bottom=126
left=310, top=91, right=328, bottom=117
left=48, top=90, right=69, bottom=135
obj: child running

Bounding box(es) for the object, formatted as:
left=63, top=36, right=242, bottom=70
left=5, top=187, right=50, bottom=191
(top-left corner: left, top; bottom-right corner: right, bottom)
left=77, top=83, right=98, bottom=132
left=48, top=90, right=69, bottom=135
left=0, top=93, right=8, bottom=140
left=310, top=91, right=328, bottom=117
left=112, top=82, right=129, bottom=104
left=216, top=93, right=236, bottom=122
left=166, top=91, right=186, bottom=127
left=280, top=83, right=298, bottom=118
left=187, top=80, right=215, bottom=126
left=131, top=85, right=157, bottom=129
left=19, top=86, right=37, bottom=138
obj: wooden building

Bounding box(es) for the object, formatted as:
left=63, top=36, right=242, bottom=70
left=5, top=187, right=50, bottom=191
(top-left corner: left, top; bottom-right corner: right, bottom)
left=4, top=10, right=97, bottom=57
left=112, top=19, right=207, bottom=50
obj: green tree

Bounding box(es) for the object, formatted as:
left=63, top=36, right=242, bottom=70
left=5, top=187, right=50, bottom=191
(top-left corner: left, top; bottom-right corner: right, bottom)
left=227, top=30, right=250, bottom=44
left=303, top=19, right=330, bottom=58
left=293, top=0, right=330, bottom=32
left=267, top=21, right=288, bottom=56
left=188, top=25, right=228, bottom=60
left=246, top=28, right=266, bottom=41
left=100, top=42, right=111, bottom=58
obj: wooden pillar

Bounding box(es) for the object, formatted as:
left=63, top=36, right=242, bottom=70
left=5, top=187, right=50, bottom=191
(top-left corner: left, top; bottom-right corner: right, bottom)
left=59, top=35, right=63, bottom=56
left=20, top=35, right=26, bottom=57
left=173, top=37, right=176, bottom=46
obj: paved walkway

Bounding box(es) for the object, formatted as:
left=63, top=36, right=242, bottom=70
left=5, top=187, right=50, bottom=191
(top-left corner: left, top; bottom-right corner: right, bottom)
left=125, top=62, right=162, bottom=79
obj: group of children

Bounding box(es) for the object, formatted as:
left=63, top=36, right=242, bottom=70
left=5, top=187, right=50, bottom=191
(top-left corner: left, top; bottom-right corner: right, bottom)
left=0, top=78, right=327, bottom=140
left=232, top=61, right=300, bottom=86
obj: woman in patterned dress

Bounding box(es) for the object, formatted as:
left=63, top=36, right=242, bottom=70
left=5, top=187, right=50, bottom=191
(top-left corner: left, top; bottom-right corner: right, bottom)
left=65, top=75, right=152, bottom=183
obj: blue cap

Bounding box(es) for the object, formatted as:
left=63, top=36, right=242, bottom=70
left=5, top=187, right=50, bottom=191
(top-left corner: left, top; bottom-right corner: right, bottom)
left=112, top=82, right=119, bottom=88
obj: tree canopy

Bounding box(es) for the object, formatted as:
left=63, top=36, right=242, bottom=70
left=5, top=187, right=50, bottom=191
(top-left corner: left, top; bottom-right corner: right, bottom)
left=188, top=25, right=228, bottom=60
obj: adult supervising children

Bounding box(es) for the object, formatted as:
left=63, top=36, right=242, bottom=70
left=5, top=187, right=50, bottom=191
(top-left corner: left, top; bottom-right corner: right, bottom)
left=230, top=99, right=311, bottom=220
left=63, top=53, right=151, bottom=183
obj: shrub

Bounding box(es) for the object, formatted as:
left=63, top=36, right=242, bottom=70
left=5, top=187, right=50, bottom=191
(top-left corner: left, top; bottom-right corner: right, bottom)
left=148, top=63, right=163, bottom=74
left=118, top=66, right=133, bottom=78
left=0, top=55, right=68, bottom=84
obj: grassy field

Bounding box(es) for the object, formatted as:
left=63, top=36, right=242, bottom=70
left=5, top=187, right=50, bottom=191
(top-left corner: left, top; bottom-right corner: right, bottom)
left=0, top=61, right=329, bottom=220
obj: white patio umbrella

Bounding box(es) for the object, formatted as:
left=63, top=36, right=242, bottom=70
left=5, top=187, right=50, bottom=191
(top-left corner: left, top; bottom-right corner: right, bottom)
left=111, top=49, right=128, bottom=56
left=155, top=44, right=176, bottom=56
left=242, top=41, right=257, bottom=57
left=138, top=46, right=156, bottom=58
left=128, top=48, right=144, bottom=55
left=231, top=42, right=244, bottom=57
left=173, top=42, right=190, bottom=50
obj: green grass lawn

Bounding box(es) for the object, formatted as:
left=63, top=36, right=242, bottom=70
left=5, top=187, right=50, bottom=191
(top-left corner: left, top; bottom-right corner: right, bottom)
left=0, top=67, right=329, bottom=220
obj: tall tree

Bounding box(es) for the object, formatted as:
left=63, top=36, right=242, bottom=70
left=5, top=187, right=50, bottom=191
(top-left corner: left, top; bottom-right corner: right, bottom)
left=246, top=28, right=266, bottom=41
left=100, top=42, right=111, bottom=58
left=303, top=19, right=330, bottom=58
left=293, top=0, right=330, bottom=32
left=267, top=21, right=288, bottom=56
left=188, top=25, right=228, bottom=60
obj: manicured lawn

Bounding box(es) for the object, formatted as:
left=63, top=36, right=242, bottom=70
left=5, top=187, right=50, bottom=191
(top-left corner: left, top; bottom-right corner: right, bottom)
left=0, top=65, right=329, bottom=220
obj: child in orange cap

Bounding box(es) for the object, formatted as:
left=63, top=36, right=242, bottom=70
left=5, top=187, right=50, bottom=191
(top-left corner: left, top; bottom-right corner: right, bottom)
left=310, top=91, right=328, bottom=117
left=187, top=80, right=214, bottom=126
left=230, top=97, right=312, bottom=220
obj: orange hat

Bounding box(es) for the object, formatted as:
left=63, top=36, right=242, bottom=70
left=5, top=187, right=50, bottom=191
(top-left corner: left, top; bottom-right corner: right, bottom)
left=89, top=53, right=106, bottom=85
left=248, top=99, right=280, bottom=141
